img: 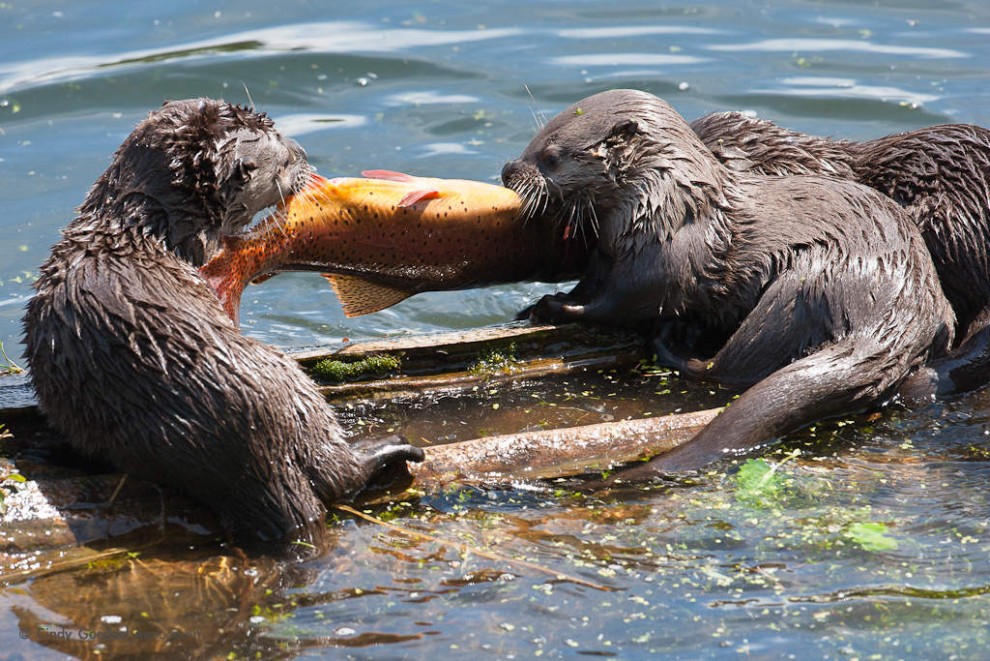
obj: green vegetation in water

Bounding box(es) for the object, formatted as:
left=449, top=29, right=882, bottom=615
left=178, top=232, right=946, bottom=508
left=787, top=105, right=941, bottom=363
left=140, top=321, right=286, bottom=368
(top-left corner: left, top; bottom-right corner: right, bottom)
left=361, top=499, right=416, bottom=523
left=734, top=452, right=799, bottom=508
left=634, top=357, right=672, bottom=378
left=962, top=443, right=990, bottom=461
left=468, top=342, right=519, bottom=377
left=844, top=520, right=898, bottom=552
left=0, top=425, right=27, bottom=512
left=250, top=601, right=293, bottom=625
left=730, top=452, right=901, bottom=554
left=633, top=358, right=679, bottom=395
left=309, top=354, right=401, bottom=383
left=84, top=551, right=141, bottom=574
left=0, top=341, right=23, bottom=375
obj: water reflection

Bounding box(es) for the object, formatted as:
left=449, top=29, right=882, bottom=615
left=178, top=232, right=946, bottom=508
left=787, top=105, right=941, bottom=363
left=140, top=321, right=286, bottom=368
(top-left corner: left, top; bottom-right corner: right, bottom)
left=707, top=37, right=965, bottom=58
left=12, top=550, right=305, bottom=658
left=557, top=26, right=724, bottom=38
left=757, top=76, right=940, bottom=105
left=0, top=20, right=523, bottom=96
left=549, top=54, right=710, bottom=67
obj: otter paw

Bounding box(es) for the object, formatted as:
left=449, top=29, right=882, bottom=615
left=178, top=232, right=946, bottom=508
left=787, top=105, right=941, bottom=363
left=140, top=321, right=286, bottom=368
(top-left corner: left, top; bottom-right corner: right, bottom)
left=527, top=293, right=585, bottom=323
left=650, top=333, right=691, bottom=372
left=353, top=435, right=425, bottom=488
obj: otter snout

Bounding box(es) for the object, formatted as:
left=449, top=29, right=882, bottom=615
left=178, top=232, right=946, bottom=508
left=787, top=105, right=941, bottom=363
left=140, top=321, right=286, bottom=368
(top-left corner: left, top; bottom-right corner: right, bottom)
left=500, top=157, right=551, bottom=222
left=284, top=137, right=316, bottom=194
left=284, top=136, right=307, bottom=168
left=501, top=159, right=525, bottom=187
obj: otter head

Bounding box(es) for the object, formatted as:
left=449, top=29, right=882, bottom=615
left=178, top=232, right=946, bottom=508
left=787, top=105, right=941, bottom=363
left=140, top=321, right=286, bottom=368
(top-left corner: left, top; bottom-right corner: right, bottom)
left=80, top=98, right=312, bottom=266
left=502, top=89, right=730, bottom=248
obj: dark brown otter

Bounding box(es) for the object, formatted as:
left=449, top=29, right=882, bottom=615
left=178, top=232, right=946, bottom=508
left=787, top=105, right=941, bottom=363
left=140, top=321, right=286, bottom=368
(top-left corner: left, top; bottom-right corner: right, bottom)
left=501, top=89, right=954, bottom=475
left=22, top=99, right=423, bottom=550
left=692, top=112, right=990, bottom=393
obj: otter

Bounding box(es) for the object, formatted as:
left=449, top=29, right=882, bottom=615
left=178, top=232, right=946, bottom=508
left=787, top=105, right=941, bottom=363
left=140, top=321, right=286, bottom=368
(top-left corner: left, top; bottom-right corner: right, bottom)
left=501, top=89, right=954, bottom=475
left=692, top=112, right=990, bottom=393
left=22, top=99, right=423, bottom=549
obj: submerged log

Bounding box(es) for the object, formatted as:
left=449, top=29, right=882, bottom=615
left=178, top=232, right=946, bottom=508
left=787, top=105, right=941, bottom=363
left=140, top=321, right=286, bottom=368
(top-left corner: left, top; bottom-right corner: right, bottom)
left=411, top=407, right=719, bottom=485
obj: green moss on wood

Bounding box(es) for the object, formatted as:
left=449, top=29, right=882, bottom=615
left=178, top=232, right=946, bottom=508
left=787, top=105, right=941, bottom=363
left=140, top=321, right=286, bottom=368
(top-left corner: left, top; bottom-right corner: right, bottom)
left=468, top=343, right=519, bottom=377
left=309, top=354, right=401, bottom=383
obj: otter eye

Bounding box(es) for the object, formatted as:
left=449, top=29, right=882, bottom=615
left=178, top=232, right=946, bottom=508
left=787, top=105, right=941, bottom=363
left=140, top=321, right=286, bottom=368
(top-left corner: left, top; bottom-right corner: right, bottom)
left=539, top=148, right=562, bottom=170
left=239, top=157, right=258, bottom=177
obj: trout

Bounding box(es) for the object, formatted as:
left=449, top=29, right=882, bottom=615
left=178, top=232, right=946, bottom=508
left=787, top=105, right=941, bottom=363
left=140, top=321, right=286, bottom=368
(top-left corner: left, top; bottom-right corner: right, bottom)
left=200, top=170, right=570, bottom=323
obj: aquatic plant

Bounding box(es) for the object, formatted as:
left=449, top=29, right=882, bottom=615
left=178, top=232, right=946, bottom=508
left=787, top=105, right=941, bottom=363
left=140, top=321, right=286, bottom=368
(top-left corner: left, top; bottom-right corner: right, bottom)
left=0, top=425, right=26, bottom=514
left=468, top=343, right=519, bottom=377
left=0, top=341, right=22, bottom=375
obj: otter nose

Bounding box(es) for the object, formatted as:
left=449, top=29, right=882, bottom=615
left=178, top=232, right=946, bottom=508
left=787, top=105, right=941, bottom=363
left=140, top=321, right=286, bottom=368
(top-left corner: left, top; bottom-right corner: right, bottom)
left=501, top=159, right=523, bottom=186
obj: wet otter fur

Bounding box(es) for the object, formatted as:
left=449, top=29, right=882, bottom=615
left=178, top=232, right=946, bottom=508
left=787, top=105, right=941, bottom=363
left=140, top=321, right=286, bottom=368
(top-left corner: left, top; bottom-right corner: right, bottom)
left=22, top=99, right=423, bottom=549
left=501, top=89, right=954, bottom=475
left=693, top=112, right=990, bottom=393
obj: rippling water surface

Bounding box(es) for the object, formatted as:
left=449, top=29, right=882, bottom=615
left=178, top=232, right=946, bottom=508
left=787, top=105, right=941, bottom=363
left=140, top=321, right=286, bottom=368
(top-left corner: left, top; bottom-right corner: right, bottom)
left=3, top=1, right=990, bottom=658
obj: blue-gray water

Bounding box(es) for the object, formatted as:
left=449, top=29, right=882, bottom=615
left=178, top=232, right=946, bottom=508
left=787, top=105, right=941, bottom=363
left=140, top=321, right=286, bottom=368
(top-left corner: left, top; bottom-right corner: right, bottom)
left=3, top=1, right=990, bottom=658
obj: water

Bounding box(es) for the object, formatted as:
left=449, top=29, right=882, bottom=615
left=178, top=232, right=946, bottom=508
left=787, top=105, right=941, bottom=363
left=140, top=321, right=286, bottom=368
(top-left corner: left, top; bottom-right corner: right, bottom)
left=3, top=0, right=990, bottom=658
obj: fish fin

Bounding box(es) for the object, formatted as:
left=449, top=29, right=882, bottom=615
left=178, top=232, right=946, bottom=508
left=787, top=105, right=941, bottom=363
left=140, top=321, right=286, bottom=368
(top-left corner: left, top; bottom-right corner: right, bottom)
left=323, top=274, right=413, bottom=317
left=398, top=188, right=441, bottom=207
left=250, top=273, right=276, bottom=285
left=361, top=170, right=440, bottom=205
left=361, top=169, right=416, bottom=182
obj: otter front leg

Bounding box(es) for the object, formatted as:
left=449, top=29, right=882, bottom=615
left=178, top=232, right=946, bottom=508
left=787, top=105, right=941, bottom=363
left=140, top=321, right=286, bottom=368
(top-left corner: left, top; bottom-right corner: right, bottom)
left=527, top=251, right=661, bottom=325
left=520, top=255, right=606, bottom=322
left=527, top=290, right=592, bottom=323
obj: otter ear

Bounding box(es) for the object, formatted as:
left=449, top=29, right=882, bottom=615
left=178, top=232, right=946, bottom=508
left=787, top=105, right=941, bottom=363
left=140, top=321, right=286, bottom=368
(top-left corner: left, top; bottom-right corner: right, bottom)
left=610, top=119, right=640, bottom=139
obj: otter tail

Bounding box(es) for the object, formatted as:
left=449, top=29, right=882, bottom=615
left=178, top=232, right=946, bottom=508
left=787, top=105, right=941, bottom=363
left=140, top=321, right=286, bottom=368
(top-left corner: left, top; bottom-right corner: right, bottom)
left=612, top=337, right=908, bottom=479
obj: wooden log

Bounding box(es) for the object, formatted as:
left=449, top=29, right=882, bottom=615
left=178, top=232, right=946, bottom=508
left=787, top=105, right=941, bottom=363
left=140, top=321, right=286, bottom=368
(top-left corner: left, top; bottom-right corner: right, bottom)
left=304, top=322, right=647, bottom=399
left=411, top=407, right=719, bottom=485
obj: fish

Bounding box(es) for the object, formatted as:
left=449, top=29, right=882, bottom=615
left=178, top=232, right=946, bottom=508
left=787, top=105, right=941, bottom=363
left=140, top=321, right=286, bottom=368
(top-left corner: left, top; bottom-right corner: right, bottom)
left=200, top=170, right=572, bottom=324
